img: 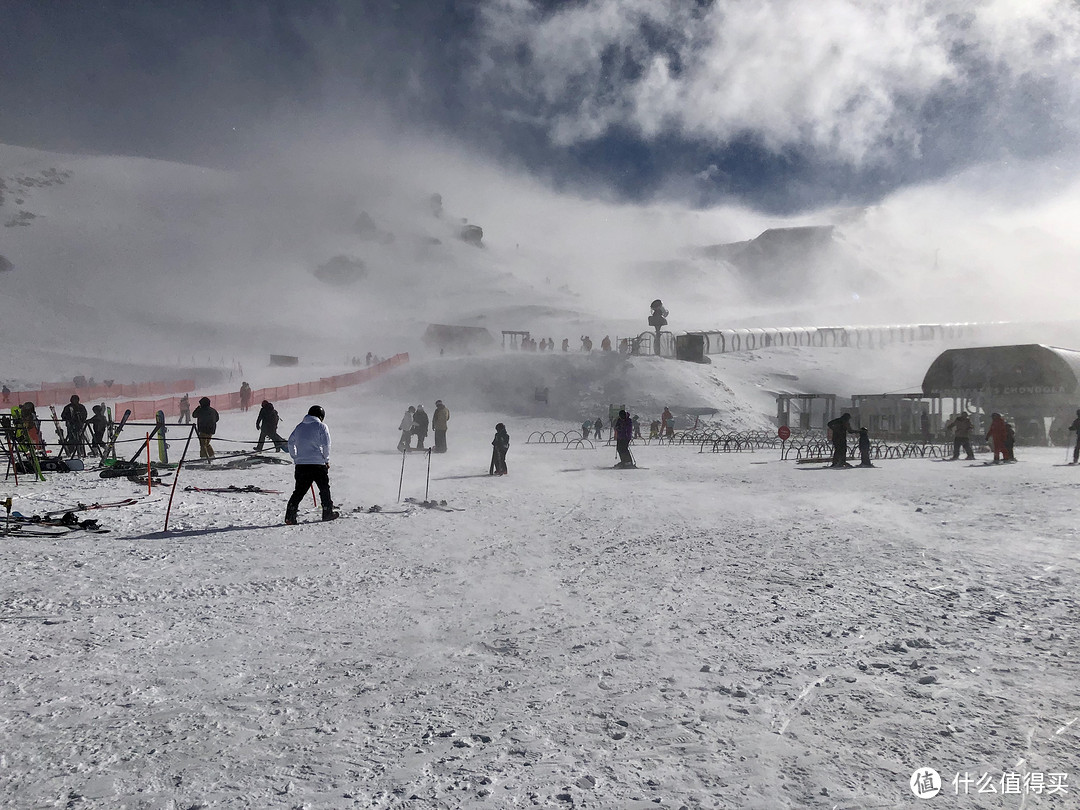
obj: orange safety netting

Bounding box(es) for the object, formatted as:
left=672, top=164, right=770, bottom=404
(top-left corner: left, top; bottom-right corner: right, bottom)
left=112, top=354, right=408, bottom=420
left=4, top=379, right=195, bottom=409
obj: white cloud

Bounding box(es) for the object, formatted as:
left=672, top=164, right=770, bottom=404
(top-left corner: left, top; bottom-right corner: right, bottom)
left=473, top=0, right=1080, bottom=163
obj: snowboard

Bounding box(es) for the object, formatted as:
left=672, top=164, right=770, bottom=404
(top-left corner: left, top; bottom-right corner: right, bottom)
left=156, top=410, right=168, bottom=464
left=183, top=485, right=282, bottom=494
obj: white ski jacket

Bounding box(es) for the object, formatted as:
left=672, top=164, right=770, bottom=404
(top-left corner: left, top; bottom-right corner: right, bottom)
left=288, top=415, right=331, bottom=465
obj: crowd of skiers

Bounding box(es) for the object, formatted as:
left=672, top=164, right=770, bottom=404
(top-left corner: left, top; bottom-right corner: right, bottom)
left=508, top=335, right=636, bottom=353
left=15, top=388, right=1080, bottom=525
left=582, top=406, right=675, bottom=445
left=824, top=409, right=1025, bottom=467
left=1, top=395, right=110, bottom=459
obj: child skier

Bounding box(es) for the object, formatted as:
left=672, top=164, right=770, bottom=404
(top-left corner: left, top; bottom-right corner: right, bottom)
left=858, top=427, right=873, bottom=467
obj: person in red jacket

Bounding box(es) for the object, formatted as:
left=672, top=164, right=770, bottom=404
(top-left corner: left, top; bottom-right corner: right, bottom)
left=985, top=412, right=1008, bottom=463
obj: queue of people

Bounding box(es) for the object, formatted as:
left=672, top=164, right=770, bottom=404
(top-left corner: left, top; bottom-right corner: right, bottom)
left=396, top=400, right=451, bottom=453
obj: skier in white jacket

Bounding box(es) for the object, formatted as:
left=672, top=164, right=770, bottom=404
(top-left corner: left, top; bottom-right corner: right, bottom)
left=285, top=405, right=338, bottom=524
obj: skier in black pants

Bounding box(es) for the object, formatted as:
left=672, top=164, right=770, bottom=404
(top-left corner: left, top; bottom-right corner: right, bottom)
left=255, top=400, right=287, bottom=452
left=192, top=397, right=219, bottom=459
left=490, top=423, right=509, bottom=475
left=285, top=405, right=338, bottom=524
left=826, top=412, right=858, bottom=468
left=412, top=404, right=429, bottom=450
left=1070, top=410, right=1080, bottom=464
left=87, top=405, right=108, bottom=456
left=60, top=394, right=88, bottom=458
left=614, top=409, right=635, bottom=467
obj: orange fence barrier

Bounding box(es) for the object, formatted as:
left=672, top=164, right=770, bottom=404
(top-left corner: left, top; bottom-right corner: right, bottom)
left=4, top=379, right=195, bottom=409
left=113, top=354, right=409, bottom=420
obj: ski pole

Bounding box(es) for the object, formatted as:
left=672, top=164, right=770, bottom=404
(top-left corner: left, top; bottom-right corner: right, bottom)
left=163, top=425, right=197, bottom=531
left=424, top=448, right=432, bottom=501
left=311, top=485, right=317, bottom=507
left=397, top=446, right=406, bottom=502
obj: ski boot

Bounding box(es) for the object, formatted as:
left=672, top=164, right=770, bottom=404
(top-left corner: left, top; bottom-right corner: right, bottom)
left=322, top=505, right=340, bottom=521
left=285, top=507, right=298, bottom=526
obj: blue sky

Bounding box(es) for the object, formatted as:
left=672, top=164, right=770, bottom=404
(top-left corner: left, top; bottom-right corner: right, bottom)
left=3, top=0, right=1079, bottom=213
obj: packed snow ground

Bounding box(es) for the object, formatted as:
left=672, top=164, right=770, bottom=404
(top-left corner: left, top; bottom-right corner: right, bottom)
left=2, top=351, right=1079, bottom=810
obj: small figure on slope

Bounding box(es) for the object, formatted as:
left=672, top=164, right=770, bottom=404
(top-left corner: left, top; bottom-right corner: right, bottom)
left=857, top=427, right=874, bottom=468
left=614, top=409, right=635, bottom=468
left=490, top=422, right=510, bottom=475
left=1068, top=409, right=1080, bottom=464
left=398, top=406, right=416, bottom=452
left=944, top=412, right=976, bottom=461
left=87, top=405, right=108, bottom=456
left=412, top=403, right=429, bottom=451
left=178, top=393, right=191, bottom=425
left=255, top=400, right=288, bottom=452
left=60, top=394, right=88, bottom=458
left=285, top=405, right=338, bottom=524
left=1003, top=421, right=1016, bottom=463
left=826, top=412, right=858, bottom=468
left=432, top=399, right=450, bottom=453
left=192, top=396, right=219, bottom=460
left=986, top=412, right=1008, bottom=464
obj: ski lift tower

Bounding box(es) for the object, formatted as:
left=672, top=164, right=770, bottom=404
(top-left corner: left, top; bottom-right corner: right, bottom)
left=648, top=299, right=669, bottom=356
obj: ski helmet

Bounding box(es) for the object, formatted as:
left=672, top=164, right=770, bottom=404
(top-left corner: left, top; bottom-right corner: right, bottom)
left=308, top=405, right=325, bottom=420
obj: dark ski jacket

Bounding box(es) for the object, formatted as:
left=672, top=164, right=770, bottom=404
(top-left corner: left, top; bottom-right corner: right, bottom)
left=1069, top=416, right=1080, bottom=434
left=614, top=414, right=633, bottom=442
left=88, top=411, right=107, bottom=440
left=61, top=402, right=88, bottom=426
left=492, top=427, right=510, bottom=452
left=858, top=430, right=871, bottom=454
left=827, top=416, right=857, bottom=442
left=192, top=401, right=219, bottom=435
left=256, top=402, right=279, bottom=432
left=432, top=403, right=450, bottom=431
left=947, top=414, right=973, bottom=438
left=412, top=407, right=429, bottom=436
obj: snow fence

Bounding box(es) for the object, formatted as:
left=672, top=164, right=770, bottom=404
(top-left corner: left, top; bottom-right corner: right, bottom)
left=112, top=354, right=409, bottom=420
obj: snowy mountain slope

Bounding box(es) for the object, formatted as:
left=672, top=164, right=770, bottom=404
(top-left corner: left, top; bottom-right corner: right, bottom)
left=6, top=141, right=1080, bottom=389
left=1, top=386, right=1078, bottom=809
left=3, top=139, right=1080, bottom=809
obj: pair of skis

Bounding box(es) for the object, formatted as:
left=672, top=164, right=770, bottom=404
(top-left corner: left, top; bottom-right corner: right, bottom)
left=183, top=485, right=282, bottom=495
